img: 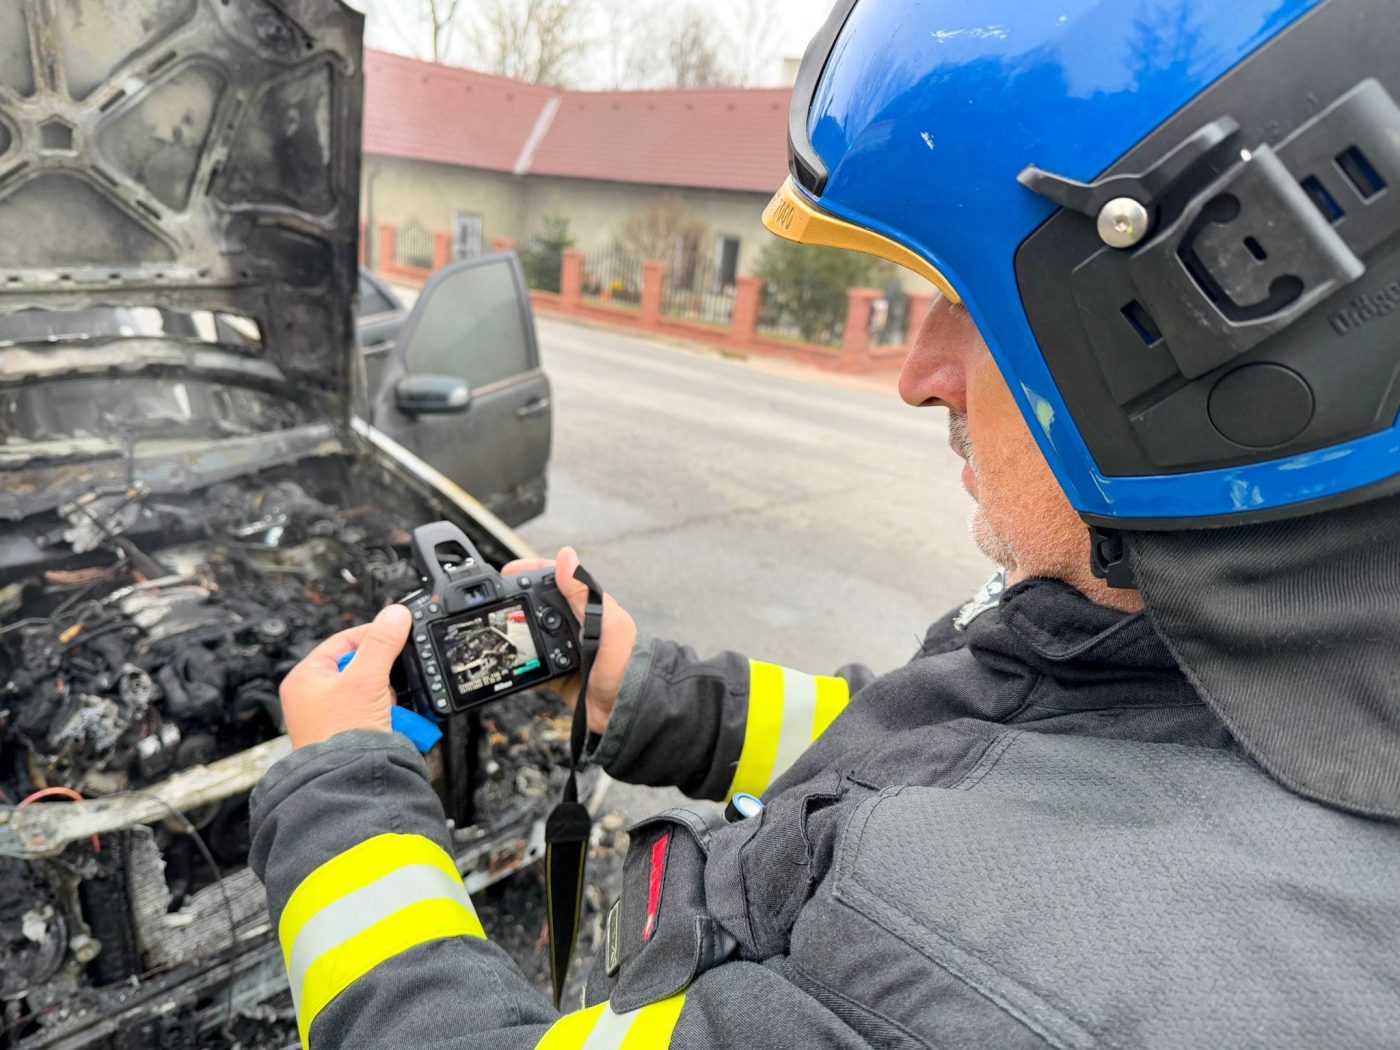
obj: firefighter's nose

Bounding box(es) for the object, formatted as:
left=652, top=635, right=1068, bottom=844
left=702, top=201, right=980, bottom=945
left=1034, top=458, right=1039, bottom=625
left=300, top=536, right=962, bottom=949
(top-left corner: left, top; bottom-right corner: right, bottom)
left=898, top=295, right=978, bottom=413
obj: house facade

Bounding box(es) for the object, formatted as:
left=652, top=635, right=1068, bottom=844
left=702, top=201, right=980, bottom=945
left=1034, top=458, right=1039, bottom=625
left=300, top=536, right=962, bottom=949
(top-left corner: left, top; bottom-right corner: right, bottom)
left=361, top=50, right=790, bottom=282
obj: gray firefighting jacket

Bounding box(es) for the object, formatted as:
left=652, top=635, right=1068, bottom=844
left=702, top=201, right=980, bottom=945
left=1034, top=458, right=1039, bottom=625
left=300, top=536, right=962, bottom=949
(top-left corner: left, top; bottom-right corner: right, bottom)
left=249, top=579, right=1400, bottom=1049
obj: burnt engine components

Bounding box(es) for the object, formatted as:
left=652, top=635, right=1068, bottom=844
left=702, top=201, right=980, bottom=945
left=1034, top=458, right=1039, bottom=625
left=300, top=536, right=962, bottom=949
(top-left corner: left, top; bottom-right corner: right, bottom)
left=0, top=477, right=423, bottom=1045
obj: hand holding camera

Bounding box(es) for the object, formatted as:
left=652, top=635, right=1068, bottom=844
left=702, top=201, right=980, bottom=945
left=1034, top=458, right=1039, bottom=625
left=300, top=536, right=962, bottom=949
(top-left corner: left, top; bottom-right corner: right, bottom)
left=500, top=546, right=636, bottom=736
left=278, top=522, right=635, bottom=750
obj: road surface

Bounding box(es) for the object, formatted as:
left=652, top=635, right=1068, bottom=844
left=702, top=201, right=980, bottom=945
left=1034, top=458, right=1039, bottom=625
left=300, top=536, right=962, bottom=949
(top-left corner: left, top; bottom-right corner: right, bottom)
left=520, top=317, right=994, bottom=677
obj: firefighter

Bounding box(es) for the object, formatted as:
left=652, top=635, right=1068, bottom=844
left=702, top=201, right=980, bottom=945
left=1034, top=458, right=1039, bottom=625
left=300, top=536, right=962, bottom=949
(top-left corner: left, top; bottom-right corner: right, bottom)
left=253, top=1, right=1400, bottom=1046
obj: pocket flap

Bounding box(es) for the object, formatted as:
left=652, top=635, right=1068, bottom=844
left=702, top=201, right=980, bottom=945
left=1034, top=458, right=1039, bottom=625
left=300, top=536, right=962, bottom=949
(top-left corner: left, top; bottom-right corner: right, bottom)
left=610, top=806, right=735, bottom=1012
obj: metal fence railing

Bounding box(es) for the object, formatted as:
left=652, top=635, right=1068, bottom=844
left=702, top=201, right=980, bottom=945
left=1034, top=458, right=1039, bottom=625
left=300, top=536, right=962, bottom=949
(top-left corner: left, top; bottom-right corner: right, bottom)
left=872, top=290, right=911, bottom=347
left=397, top=219, right=433, bottom=270
left=662, top=250, right=736, bottom=328
left=761, top=292, right=845, bottom=350
left=581, top=245, right=642, bottom=308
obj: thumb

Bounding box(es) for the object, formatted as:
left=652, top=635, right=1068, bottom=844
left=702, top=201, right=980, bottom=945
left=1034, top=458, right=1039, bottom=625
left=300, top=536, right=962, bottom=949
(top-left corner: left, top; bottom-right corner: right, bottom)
left=349, top=605, right=413, bottom=678
left=555, top=547, right=588, bottom=621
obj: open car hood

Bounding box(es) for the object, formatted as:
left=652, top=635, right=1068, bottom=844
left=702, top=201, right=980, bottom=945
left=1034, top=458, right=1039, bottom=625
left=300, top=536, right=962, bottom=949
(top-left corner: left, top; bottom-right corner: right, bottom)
left=0, top=0, right=364, bottom=419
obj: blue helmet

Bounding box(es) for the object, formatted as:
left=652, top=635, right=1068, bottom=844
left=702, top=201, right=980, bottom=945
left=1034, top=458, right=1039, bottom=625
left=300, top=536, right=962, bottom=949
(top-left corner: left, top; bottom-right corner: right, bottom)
left=765, top=0, right=1400, bottom=532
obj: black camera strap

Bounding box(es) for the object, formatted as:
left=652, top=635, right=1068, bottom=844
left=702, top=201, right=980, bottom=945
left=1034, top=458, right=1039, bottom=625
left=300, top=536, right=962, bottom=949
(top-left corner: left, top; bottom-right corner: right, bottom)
left=543, top=564, right=605, bottom=1009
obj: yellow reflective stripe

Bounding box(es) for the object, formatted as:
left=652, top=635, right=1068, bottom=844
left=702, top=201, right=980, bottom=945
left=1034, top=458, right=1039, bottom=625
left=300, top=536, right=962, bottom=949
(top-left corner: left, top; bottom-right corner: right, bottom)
left=729, top=660, right=785, bottom=798
left=298, top=896, right=483, bottom=1047
left=279, top=834, right=486, bottom=1048
left=812, top=674, right=852, bottom=740
left=762, top=176, right=961, bottom=302
left=535, top=995, right=687, bottom=1050
left=619, top=993, right=686, bottom=1048
left=728, top=661, right=852, bottom=799
left=287, top=865, right=478, bottom=1013
left=537, top=1003, right=609, bottom=1050
left=280, top=833, right=462, bottom=954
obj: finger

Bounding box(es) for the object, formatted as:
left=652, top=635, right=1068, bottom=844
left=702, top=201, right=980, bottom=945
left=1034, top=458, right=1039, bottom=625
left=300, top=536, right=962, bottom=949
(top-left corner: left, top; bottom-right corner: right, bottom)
left=503, top=558, right=555, bottom=577
left=554, top=547, right=589, bottom=620
left=302, top=622, right=377, bottom=669
left=345, top=605, right=413, bottom=679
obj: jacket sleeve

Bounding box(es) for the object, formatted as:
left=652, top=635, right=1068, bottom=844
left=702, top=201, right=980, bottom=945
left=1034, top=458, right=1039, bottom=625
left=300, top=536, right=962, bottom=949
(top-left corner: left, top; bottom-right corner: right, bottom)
left=249, top=731, right=870, bottom=1050
left=586, top=634, right=876, bottom=802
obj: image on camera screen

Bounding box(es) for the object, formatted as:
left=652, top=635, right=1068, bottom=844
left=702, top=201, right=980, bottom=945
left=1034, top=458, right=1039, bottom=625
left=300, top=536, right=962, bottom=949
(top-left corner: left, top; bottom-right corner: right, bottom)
left=433, top=598, right=546, bottom=703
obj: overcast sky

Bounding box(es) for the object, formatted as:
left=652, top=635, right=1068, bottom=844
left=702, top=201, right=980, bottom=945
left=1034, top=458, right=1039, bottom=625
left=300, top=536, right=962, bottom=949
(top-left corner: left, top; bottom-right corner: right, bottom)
left=346, top=1, right=831, bottom=88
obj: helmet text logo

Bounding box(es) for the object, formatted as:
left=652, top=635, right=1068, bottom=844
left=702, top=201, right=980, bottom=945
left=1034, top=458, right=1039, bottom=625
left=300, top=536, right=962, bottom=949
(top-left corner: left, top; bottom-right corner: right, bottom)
left=1329, top=280, right=1400, bottom=336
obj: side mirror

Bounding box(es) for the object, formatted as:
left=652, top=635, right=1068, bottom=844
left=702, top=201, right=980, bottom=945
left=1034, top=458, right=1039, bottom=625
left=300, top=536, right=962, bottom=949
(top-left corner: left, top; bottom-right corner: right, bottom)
left=396, top=374, right=471, bottom=415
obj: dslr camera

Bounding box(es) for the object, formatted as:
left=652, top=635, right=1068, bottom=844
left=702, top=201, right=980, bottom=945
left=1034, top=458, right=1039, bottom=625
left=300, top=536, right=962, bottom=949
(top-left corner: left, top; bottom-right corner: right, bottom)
left=394, top=522, right=581, bottom=716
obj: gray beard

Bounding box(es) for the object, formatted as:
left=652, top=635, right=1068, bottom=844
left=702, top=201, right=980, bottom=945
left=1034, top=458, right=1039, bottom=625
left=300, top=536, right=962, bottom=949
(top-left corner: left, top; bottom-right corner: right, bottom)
left=950, top=413, right=1019, bottom=571
left=970, top=505, right=1019, bottom=572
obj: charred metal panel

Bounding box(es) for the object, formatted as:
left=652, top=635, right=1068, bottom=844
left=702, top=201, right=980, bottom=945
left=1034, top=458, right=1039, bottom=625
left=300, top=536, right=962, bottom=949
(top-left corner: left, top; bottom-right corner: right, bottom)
left=51, top=0, right=199, bottom=101
left=0, top=6, right=35, bottom=98
left=98, top=65, right=226, bottom=211
left=0, top=0, right=365, bottom=419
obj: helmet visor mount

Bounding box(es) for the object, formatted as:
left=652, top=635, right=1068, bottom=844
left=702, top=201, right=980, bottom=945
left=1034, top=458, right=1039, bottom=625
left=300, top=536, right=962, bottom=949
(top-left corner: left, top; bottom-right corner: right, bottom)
left=763, top=0, right=1400, bottom=529
left=764, top=0, right=959, bottom=302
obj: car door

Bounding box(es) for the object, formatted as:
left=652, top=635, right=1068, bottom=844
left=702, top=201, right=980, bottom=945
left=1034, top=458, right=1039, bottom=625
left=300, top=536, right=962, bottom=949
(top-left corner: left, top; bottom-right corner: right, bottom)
left=370, top=252, right=552, bottom=527
left=358, top=267, right=407, bottom=395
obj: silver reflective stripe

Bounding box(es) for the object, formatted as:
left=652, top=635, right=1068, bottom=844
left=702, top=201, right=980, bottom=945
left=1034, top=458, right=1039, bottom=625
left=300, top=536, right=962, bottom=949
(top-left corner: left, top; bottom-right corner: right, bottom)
left=286, top=864, right=473, bottom=1014
left=579, top=1005, right=641, bottom=1050
left=773, top=666, right=819, bottom=777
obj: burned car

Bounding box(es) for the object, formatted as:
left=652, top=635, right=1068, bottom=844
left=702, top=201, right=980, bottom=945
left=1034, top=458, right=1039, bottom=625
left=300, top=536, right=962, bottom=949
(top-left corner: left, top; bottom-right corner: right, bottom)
left=0, top=2, right=575, bottom=1047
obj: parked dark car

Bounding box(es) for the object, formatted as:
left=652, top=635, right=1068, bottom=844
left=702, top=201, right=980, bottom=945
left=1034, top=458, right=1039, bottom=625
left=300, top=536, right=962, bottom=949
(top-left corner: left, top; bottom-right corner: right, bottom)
left=357, top=266, right=408, bottom=359
left=353, top=263, right=552, bottom=528
left=356, top=261, right=553, bottom=529
left=0, top=3, right=572, bottom=1047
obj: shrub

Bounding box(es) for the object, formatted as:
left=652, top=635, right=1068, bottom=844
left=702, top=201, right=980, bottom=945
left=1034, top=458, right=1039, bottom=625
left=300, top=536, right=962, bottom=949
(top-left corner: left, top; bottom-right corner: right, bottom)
left=520, top=213, right=574, bottom=293
left=755, top=240, right=898, bottom=344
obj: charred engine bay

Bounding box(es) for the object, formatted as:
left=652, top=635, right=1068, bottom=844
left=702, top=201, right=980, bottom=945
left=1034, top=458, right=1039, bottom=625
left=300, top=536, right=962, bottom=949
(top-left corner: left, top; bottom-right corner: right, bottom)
left=0, top=463, right=575, bottom=1048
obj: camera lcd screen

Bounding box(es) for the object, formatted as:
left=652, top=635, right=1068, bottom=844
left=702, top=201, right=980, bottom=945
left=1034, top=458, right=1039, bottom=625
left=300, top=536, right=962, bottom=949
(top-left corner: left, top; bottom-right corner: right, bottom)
left=430, top=597, right=552, bottom=707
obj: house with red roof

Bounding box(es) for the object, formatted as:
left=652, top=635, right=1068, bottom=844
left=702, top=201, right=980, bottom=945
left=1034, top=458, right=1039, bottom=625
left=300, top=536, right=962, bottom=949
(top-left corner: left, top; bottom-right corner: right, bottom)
left=362, top=49, right=793, bottom=285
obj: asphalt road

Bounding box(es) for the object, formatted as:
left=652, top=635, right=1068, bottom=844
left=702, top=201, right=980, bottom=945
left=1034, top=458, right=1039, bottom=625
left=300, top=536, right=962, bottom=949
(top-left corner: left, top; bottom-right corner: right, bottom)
left=518, top=316, right=994, bottom=678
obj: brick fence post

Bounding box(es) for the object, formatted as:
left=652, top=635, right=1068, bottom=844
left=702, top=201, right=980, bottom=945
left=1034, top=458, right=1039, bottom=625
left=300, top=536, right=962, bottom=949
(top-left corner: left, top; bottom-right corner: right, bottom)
left=905, top=289, right=935, bottom=347
left=640, top=260, right=668, bottom=327
left=377, top=224, right=397, bottom=275
left=493, top=238, right=516, bottom=253
left=731, top=275, right=764, bottom=348
left=561, top=249, right=585, bottom=309
left=358, top=221, right=368, bottom=267
left=840, top=288, right=882, bottom=371
left=432, top=231, right=453, bottom=271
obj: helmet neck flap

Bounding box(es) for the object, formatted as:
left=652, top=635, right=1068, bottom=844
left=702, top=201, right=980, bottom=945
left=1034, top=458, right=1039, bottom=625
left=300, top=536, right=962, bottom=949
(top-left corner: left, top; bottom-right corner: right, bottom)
left=1128, top=494, right=1400, bottom=819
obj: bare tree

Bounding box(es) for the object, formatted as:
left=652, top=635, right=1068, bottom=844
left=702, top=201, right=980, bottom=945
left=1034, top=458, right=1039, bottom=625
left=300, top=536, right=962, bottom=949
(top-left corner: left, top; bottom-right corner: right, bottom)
left=660, top=6, right=732, bottom=88
left=470, top=0, right=593, bottom=86
left=595, top=0, right=659, bottom=89
left=426, top=0, right=467, bottom=63
left=620, top=195, right=709, bottom=264
left=725, top=0, right=781, bottom=86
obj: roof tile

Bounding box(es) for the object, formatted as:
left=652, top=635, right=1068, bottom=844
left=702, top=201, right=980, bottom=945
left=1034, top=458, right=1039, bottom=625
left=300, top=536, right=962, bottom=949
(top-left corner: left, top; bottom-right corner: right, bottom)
left=364, top=50, right=792, bottom=195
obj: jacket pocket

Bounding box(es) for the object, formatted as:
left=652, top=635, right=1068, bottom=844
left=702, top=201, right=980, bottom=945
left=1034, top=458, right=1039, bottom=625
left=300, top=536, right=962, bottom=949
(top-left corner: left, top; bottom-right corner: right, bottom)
left=608, top=806, right=736, bottom=1013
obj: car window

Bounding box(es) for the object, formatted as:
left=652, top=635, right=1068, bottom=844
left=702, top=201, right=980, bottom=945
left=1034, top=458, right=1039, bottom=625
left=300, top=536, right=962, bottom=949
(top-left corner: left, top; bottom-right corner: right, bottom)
left=358, top=273, right=398, bottom=318
left=405, top=260, right=532, bottom=389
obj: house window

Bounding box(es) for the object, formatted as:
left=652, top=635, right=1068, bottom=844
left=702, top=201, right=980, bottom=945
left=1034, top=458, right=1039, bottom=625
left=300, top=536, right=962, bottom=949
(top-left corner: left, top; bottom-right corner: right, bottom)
left=715, top=235, right=741, bottom=291
left=454, top=212, right=483, bottom=259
